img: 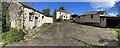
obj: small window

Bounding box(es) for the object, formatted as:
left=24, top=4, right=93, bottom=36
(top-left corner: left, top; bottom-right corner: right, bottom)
left=60, top=12, right=61, bottom=14
left=66, top=16, right=67, bottom=18
left=78, top=16, right=80, bottom=18
left=24, top=13, right=26, bottom=15
left=29, top=13, right=33, bottom=21
left=91, top=14, right=93, bottom=19
left=102, top=18, right=104, bottom=21
left=64, top=16, right=65, bottom=18
left=42, top=16, right=44, bottom=19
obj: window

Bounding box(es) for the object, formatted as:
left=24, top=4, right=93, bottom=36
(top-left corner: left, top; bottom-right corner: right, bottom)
left=91, top=14, right=93, bottom=19
left=24, top=13, right=26, bottom=15
left=60, top=12, right=61, bottom=14
left=66, top=16, right=67, bottom=18
left=78, top=16, right=80, bottom=18
left=102, top=18, right=104, bottom=21
left=42, top=16, right=44, bottom=19
left=64, top=16, right=65, bottom=18
left=29, top=13, right=33, bottom=21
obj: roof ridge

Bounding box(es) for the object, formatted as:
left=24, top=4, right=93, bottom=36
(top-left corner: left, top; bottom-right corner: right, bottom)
left=18, top=2, right=43, bottom=14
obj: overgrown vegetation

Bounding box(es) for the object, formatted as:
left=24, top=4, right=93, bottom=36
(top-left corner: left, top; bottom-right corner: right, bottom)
left=55, top=18, right=73, bottom=23
left=1, top=28, right=24, bottom=44
left=2, top=2, right=11, bottom=32
left=59, top=6, right=65, bottom=10
left=117, top=28, right=120, bottom=45
left=42, top=8, right=51, bottom=17
left=55, top=18, right=63, bottom=22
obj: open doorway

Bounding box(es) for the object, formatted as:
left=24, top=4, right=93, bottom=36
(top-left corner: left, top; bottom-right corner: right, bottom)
left=106, top=18, right=120, bottom=28
left=34, top=17, right=38, bottom=28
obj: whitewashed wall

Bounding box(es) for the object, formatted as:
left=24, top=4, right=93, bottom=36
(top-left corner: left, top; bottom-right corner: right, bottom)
left=56, top=11, right=71, bottom=20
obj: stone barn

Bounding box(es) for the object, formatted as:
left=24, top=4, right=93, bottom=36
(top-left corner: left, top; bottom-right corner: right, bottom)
left=75, top=11, right=120, bottom=28
left=8, top=0, right=53, bottom=32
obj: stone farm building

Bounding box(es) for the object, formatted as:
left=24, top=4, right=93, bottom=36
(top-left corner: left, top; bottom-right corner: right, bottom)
left=75, top=11, right=120, bottom=28
left=53, top=9, right=71, bottom=21
left=9, top=0, right=53, bottom=31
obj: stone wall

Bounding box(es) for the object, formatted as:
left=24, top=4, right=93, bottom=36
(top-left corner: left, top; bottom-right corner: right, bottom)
left=9, top=1, right=23, bottom=30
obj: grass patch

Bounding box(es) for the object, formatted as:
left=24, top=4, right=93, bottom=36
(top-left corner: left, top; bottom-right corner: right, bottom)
left=55, top=18, right=73, bottom=23
left=55, top=18, right=64, bottom=22
left=2, top=28, right=24, bottom=44
left=116, top=28, right=120, bottom=46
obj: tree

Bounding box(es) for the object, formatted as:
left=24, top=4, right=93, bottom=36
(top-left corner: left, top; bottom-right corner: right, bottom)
left=1, top=0, right=12, bottom=32
left=42, top=8, right=51, bottom=17
left=59, top=6, right=64, bottom=10
left=2, top=2, right=11, bottom=32
left=117, top=14, right=120, bottom=17
left=71, top=14, right=78, bottom=18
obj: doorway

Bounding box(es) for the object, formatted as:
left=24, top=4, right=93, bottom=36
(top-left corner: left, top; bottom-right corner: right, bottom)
left=35, top=17, right=38, bottom=28
left=106, top=18, right=120, bottom=28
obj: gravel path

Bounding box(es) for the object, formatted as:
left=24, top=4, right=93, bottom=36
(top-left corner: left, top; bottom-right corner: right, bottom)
left=6, top=22, right=118, bottom=46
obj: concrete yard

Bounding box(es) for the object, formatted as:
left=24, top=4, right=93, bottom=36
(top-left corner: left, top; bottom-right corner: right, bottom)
left=6, top=22, right=118, bottom=46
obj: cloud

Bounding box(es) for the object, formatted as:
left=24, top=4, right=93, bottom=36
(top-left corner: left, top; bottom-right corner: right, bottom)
left=108, top=12, right=118, bottom=16
left=93, top=8, right=104, bottom=11
left=5, top=0, right=120, bottom=2
left=72, top=13, right=75, bottom=15
left=90, top=0, right=120, bottom=10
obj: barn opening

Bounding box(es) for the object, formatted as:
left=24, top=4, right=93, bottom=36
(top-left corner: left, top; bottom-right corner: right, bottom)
left=106, top=17, right=120, bottom=28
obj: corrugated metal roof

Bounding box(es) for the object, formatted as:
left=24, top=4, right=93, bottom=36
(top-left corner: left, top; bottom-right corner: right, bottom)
left=80, top=11, right=106, bottom=16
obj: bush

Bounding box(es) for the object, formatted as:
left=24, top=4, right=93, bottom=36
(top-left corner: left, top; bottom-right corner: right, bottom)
left=2, top=28, right=24, bottom=44
left=55, top=18, right=63, bottom=22
left=64, top=19, right=73, bottom=23
left=117, top=29, right=120, bottom=36
left=117, top=28, right=120, bottom=45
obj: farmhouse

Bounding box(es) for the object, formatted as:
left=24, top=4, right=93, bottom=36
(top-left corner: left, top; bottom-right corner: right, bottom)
left=9, top=0, right=53, bottom=31
left=75, top=11, right=120, bottom=27
left=53, top=9, right=71, bottom=21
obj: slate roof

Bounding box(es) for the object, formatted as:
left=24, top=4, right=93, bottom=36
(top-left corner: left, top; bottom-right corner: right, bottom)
left=55, top=9, right=70, bottom=14
left=18, top=2, right=43, bottom=14
left=100, top=16, right=120, bottom=18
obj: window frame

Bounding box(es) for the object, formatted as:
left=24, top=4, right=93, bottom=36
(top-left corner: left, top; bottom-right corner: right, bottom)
left=42, top=16, right=44, bottom=19
left=29, top=13, right=33, bottom=21
left=91, top=14, right=93, bottom=19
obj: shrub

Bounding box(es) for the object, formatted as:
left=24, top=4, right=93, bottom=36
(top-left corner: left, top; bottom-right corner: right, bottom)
left=55, top=18, right=63, bottom=22
left=64, top=19, right=73, bottom=23
left=2, top=28, right=24, bottom=44
left=117, top=29, right=120, bottom=36
left=117, top=28, right=120, bottom=45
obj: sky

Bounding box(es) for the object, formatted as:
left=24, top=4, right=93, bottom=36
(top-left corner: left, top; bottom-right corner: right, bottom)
left=26, top=2, right=119, bottom=16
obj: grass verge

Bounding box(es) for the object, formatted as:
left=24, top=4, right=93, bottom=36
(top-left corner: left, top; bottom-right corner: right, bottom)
left=0, top=28, right=24, bottom=47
